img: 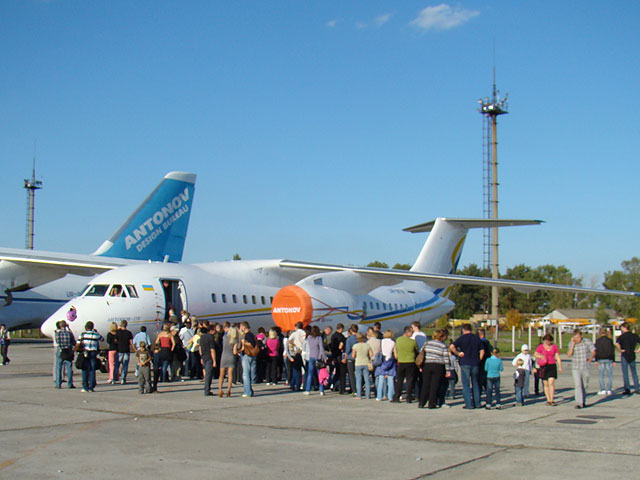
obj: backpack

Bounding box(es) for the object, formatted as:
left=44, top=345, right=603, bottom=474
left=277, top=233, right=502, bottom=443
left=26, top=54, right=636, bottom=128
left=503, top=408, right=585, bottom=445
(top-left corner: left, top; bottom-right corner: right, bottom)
left=372, top=350, right=384, bottom=367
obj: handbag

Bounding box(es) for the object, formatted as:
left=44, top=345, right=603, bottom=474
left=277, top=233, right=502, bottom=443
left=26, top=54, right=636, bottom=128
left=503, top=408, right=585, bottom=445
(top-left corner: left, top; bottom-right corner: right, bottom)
left=60, top=347, right=74, bottom=362
left=244, top=341, right=260, bottom=357
left=75, top=353, right=86, bottom=370
left=315, top=359, right=326, bottom=369
left=96, top=357, right=108, bottom=374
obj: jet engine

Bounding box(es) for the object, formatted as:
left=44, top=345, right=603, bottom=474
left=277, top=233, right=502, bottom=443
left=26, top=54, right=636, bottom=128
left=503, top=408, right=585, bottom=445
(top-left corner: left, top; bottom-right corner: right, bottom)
left=271, top=284, right=361, bottom=332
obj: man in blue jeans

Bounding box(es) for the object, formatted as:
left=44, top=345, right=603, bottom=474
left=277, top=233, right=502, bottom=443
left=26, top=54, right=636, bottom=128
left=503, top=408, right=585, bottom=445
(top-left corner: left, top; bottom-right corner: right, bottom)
left=616, top=322, right=640, bottom=395
left=115, top=320, right=134, bottom=384
left=450, top=323, right=484, bottom=409
left=54, top=320, right=76, bottom=389
left=240, top=321, right=257, bottom=397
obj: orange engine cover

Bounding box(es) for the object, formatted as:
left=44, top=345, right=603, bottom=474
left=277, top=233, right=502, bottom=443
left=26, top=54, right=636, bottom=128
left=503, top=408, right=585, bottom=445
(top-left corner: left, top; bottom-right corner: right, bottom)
left=271, top=285, right=313, bottom=332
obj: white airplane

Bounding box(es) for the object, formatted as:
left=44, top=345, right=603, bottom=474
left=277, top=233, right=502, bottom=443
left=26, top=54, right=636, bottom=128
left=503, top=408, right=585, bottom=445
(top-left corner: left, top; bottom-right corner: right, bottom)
left=41, top=218, right=639, bottom=339
left=0, top=171, right=196, bottom=330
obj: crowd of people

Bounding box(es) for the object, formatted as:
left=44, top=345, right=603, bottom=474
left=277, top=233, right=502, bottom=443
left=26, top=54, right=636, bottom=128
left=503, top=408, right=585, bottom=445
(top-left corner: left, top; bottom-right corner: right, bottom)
left=49, top=314, right=640, bottom=409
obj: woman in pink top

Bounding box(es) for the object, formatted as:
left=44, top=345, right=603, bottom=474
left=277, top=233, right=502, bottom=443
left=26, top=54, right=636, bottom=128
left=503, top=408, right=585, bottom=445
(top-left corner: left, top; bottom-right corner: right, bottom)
left=535, top=333, right=563, bottom=406
left=265, top=329, right=280, bottom=385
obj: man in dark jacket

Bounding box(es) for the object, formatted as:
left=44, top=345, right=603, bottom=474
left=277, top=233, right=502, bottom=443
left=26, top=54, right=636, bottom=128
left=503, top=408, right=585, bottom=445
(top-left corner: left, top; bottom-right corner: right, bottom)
left=595, top=327, right=615, bottom=395
left=330, top=324, right=346, bottom=393
left=451, top=324, right=485, bottom=409
left=616, top=322, right=640, bottom=395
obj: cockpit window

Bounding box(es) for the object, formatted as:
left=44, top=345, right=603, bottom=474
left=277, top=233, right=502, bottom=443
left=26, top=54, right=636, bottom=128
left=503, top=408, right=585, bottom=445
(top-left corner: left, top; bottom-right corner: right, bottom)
left=78, top=285, right=91, bottom=297
left=85, top=284, right=109, bottom=297
left=126, top=285, right=138, bottom=298
left=108, top=285, right=126, bottom=297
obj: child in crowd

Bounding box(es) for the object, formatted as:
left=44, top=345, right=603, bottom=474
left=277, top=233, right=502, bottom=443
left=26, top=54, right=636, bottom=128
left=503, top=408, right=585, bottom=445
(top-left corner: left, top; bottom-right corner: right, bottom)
left=484, top=348, right=503, bottom=409
left=446, top=346, right=459, bottom=400
left=514, top=358, right=526, bottom=406
left=137, top=341, right=152, bottom=394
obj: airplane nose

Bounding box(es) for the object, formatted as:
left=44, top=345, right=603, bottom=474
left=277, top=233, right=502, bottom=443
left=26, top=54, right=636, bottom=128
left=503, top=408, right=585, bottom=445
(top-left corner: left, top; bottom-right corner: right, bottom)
left=41, top=316, right=55, bottom=338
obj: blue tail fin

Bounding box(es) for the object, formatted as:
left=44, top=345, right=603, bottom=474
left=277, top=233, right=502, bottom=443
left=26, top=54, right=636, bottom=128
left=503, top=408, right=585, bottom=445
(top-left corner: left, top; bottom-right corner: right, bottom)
left=92, top=172, right=196, bottom=262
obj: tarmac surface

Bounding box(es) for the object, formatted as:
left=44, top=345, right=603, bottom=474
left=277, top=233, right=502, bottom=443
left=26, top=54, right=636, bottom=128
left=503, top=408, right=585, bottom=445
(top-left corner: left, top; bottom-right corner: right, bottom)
left=1, top=341, right=640, bottom=479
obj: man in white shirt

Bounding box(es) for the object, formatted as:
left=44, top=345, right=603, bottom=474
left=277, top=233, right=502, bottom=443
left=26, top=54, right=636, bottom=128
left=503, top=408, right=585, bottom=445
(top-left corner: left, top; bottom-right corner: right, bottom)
left=411, top=321, right=427, bottom=351
left=289, top=322, right=306, bottom=352
left=179, top=320, right=195, bottom=377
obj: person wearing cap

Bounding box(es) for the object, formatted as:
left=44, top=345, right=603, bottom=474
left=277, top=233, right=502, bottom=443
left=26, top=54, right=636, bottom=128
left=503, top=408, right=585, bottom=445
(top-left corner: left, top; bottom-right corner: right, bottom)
left=512, top=344, right=533, bottom=397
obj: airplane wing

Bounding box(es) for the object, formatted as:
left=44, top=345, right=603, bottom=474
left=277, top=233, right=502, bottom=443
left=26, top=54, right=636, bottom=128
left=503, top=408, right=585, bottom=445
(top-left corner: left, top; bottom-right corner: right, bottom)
left=0, top=247, right=136, bottom=293
left=279, top=260, right=640, bottom=298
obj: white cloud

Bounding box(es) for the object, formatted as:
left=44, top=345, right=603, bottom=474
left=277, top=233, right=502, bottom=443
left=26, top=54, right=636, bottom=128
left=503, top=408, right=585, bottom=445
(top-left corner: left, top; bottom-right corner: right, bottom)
left=374, top=13, right=393, bottom=27
left=410, top=4, right=479, bottom=31
left=326, top=19, right=339, bottom=28
left=355, top=21, right=367, bottom=29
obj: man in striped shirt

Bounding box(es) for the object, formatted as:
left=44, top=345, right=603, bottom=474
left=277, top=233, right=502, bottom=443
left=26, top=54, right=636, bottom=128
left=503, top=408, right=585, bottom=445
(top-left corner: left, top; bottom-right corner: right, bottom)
left=77, top=321, right=104, bottom=392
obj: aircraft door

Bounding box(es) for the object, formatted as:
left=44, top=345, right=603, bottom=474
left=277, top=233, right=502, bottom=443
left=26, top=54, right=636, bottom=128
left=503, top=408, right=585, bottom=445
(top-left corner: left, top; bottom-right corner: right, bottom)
left=160, top=279, right=188, bottom=319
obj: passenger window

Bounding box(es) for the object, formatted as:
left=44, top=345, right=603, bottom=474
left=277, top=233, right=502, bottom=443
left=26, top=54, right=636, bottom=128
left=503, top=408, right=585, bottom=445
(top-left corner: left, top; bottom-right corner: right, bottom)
left=270, top=296, right=273, bottom=304
left=261, top=296, right=265, bottom=305
left=126, top=285, right=138, bottom=298
left=376, top=302, right=380, bottom=310
left=370, top=302, right=373, bottom=309
left=383, top=303, right=387, bottom=310
left=243, top=295, right=248, bottom=304
left=232, top=294, right=237, bottom=303
left=252, top=295, right=256, bottom=304
left=86, top=284, right=109, bottom=297
left=211, top=293, right=217, bottom=303
left=222, top=294, right=227, bottom=303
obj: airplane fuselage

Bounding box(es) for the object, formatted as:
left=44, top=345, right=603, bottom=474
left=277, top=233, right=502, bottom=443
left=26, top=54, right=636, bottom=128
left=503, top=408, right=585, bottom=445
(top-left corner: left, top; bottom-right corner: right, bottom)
left=41, top=260, right=454, bottom=339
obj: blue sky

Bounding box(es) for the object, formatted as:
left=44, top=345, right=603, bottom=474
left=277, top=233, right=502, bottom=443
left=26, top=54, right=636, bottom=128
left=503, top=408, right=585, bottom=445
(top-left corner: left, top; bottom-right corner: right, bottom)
left=1, top=1, right=638, bottom=285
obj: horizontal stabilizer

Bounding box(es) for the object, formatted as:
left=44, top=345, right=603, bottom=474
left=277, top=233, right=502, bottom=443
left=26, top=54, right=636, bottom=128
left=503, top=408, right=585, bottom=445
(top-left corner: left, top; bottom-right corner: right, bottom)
left=403, top=218, right=543, bottom=233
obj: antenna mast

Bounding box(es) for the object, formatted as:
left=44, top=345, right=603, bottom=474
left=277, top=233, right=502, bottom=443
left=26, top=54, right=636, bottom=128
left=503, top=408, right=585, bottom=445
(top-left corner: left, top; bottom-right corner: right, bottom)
left=24, top=158, right=43, bottom=249
left=478, top=67, right=508, bottom=342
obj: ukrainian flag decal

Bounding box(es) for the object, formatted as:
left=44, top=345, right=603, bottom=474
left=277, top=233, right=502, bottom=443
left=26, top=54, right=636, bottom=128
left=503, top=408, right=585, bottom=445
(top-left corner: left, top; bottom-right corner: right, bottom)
left=142, top=284, right=154, bottom=292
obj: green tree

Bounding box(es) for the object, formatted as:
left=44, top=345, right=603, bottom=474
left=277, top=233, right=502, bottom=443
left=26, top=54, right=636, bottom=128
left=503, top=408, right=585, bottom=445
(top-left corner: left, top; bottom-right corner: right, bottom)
left=367, top=261, right=389, bottom=268
left=435, top=315, right=450, bottom=329
left=595, top=303, right=610, bottom=326
left=505, top=309, right=522, bottom=330
left=232, top=253, right=242, bottom=260
left=602, top=257, right=640, bottom=318
left=501, top=264, right=583, bottom=314
left=392, top=263, right=412, bottom=270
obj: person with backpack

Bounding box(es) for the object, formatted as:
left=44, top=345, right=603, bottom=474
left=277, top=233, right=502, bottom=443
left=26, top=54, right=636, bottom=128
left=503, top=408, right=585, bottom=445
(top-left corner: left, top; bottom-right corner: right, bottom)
left=77, top=321, right=104, bottom=393
left=54, top=320, right=75, bottom=389
left=375, top=330, right=396, bottom=401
